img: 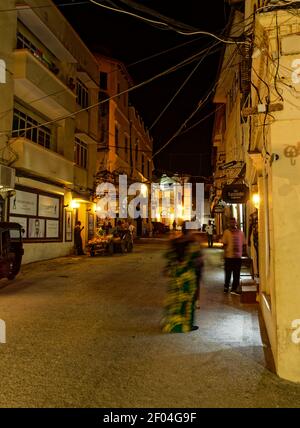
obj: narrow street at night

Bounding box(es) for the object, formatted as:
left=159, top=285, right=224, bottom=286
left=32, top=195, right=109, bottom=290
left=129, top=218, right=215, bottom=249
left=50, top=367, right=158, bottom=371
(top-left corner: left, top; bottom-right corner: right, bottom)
left=0, top=242, right=300, bottom=408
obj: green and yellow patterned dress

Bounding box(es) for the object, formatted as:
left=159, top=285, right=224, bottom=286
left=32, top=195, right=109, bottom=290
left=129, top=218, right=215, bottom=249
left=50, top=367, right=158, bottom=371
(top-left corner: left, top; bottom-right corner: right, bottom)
left=162, top=238, right=201, bottom=333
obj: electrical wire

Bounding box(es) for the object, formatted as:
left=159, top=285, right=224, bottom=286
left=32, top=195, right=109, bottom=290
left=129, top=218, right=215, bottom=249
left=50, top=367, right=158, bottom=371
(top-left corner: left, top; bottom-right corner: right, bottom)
left=89, top=0, right=250, bottom=45
left=0, top=1, right=90, bottom=13
left=151, top=102, right=203, bottom=160
left=127, top=36, right=204, bottom=68
left=179, top=104, right=224, bottom=136
left=89, top=0, right=169, bottom=27
left=0, top=45, right=224, bottom=137
left=149, top=41, right=220, bottom=130
left=0, top=33, right=211, bottom=122
left=113, top=0, right=199, bottom=32
left=256, top=0, right=297, bottom=15
left=274, top=13, right=284, bottom=102
left=151, top=44, right=242, bottom=157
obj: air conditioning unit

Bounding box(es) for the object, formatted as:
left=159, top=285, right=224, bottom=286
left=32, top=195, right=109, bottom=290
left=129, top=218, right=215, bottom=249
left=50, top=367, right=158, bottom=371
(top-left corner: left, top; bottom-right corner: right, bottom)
left=0, top=165, right=15, bottom=191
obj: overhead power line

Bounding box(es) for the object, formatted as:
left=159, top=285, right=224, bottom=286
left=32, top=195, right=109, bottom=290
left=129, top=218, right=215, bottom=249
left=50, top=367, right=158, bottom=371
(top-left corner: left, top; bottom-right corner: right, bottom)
left=0, top=44, right=223, bottom=136
left=0, top=1, right=90, bottom=13
left=114, top=0, right=199, bottom=32
left=149, top=41, right=221, bottom=130
left=89, top=0, right=250, bottom=45
left=151, top=46, right=241, bottom=158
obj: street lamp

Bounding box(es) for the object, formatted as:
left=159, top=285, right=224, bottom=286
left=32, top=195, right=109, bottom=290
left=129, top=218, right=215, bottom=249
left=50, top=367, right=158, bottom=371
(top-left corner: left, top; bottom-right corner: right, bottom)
left=252, top=193, right=260, bottom=209
left=71, top=200, right=80, bottom=209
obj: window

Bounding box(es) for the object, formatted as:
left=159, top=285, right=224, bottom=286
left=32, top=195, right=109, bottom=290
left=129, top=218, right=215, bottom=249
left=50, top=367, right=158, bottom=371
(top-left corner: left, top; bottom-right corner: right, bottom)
left=135, top=140, right=139, bottom=167
left=12, top=108, right=52, bottom=150
left=115, top=126, right=119, bottom=155
left=74, top=137, right=88, bottom=169
left=100, top=72, right=108, bottom=90
left=76, top=79, right=89, bottom=108
left=124, top=136, right=128, bottom=158
left=141, top=153, right=145, bottom=176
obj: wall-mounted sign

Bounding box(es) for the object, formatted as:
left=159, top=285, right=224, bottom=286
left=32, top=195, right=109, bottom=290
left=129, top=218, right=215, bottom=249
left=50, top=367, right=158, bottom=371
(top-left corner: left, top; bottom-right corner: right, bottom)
left=38, top=195, right=60, bottom=218
left=222, top=184, right=249, bottom=204
left=46, top=220, right=59, bottom=238
left=28, top=218, right=45, bottom=238
left=10, top=190, right=37, bottom=216
left=65, top=211, right=72, bottom=242
left=9, top=216, right=27, bottom=238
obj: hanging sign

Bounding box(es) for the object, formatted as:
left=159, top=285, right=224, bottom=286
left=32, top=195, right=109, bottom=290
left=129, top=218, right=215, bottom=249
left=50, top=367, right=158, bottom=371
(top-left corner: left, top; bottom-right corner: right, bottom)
left=222, top=184, right=249, bottom=204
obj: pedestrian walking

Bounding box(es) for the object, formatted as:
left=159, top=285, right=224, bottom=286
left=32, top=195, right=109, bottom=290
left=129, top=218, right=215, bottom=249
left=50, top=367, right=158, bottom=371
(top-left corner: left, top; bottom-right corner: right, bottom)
left=74, top=221, right=85, bottom=255
left=222, top=217, right=246, bottom=295
left=205, top=220, right=214, bottom=248
left=194, top=234, right=205, bottom=309
left=162, top=222, right=203, bottom=333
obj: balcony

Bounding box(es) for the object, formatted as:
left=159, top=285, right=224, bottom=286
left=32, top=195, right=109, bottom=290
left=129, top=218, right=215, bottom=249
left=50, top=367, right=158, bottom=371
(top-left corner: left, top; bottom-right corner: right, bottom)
left=13, top=50, right=76, bottom=119
left=10, top=137, right=74, bottom=185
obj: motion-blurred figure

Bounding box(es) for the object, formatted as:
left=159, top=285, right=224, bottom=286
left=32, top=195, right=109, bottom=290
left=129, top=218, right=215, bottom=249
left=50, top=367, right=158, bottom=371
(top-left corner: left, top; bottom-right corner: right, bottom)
left=162, top=222, right=204, bottom=333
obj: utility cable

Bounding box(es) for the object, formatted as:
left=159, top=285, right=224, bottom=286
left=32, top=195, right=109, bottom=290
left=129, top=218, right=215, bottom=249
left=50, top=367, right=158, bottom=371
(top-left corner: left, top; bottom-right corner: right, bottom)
left=149, top=41, right=220, bottom=130
left=0, top=1, right=90, bottom=13
left=89, top=0, right=250, bottom=45
left=112, top=0, right=198, bottom=32
left=151, top=44, right=241, bottom=157
left=180, top=104, right=224, bottom=136
left=0, top=45, right=223, bottom=136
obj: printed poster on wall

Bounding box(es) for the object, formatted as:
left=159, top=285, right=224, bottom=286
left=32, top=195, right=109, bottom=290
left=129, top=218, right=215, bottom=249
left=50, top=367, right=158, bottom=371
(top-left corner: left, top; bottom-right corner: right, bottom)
left=38, top=195, right=60, bottom=218
left=65, top=211, right=72, bottom=242
left=46, top=220, right=59, bottom=238
left=9, top=216, right=27, bottom=238
left=28, top=218, right=45, bottom=238
left=10, top=190, right=37, bottom=216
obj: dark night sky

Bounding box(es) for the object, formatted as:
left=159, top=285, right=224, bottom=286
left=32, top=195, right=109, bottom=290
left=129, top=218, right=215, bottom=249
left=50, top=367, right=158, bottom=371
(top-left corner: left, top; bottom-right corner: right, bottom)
left=54, top=0, right=229, bottom=178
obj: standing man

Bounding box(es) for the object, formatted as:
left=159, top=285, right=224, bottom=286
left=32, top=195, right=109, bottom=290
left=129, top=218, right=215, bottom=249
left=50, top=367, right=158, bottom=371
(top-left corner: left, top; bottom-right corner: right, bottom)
left=222, top=217, right=246, bottom=295
left=74, top=221, right=85, bottom=255
left=205, top=220, right=214, bottom=248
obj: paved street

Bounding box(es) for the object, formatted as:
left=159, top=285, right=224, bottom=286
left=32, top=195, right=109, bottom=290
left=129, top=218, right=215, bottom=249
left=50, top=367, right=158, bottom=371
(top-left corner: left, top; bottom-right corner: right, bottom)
left=0, top=241, right=300, bottom=407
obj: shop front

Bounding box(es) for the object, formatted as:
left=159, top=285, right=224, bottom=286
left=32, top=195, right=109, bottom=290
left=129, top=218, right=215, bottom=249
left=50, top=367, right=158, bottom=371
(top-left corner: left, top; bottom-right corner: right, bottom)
left=7, top=181, right=74, bottom=264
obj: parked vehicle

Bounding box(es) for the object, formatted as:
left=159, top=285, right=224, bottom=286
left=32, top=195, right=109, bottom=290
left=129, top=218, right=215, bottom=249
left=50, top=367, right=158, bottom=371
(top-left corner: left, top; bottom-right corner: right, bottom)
left=0, top=222, right=24, bottom=280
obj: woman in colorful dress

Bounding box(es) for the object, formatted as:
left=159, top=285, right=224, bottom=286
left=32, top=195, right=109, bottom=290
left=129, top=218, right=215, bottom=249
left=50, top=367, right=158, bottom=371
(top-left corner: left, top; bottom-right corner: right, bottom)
left=162, top=224, right=203, bottom=333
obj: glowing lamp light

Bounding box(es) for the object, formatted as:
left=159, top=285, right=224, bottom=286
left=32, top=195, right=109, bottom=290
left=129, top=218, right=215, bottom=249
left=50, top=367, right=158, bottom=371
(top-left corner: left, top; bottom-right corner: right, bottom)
left=252, top=193, right=260, bottom=209
left=71, top=200, right=80, bottom=209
